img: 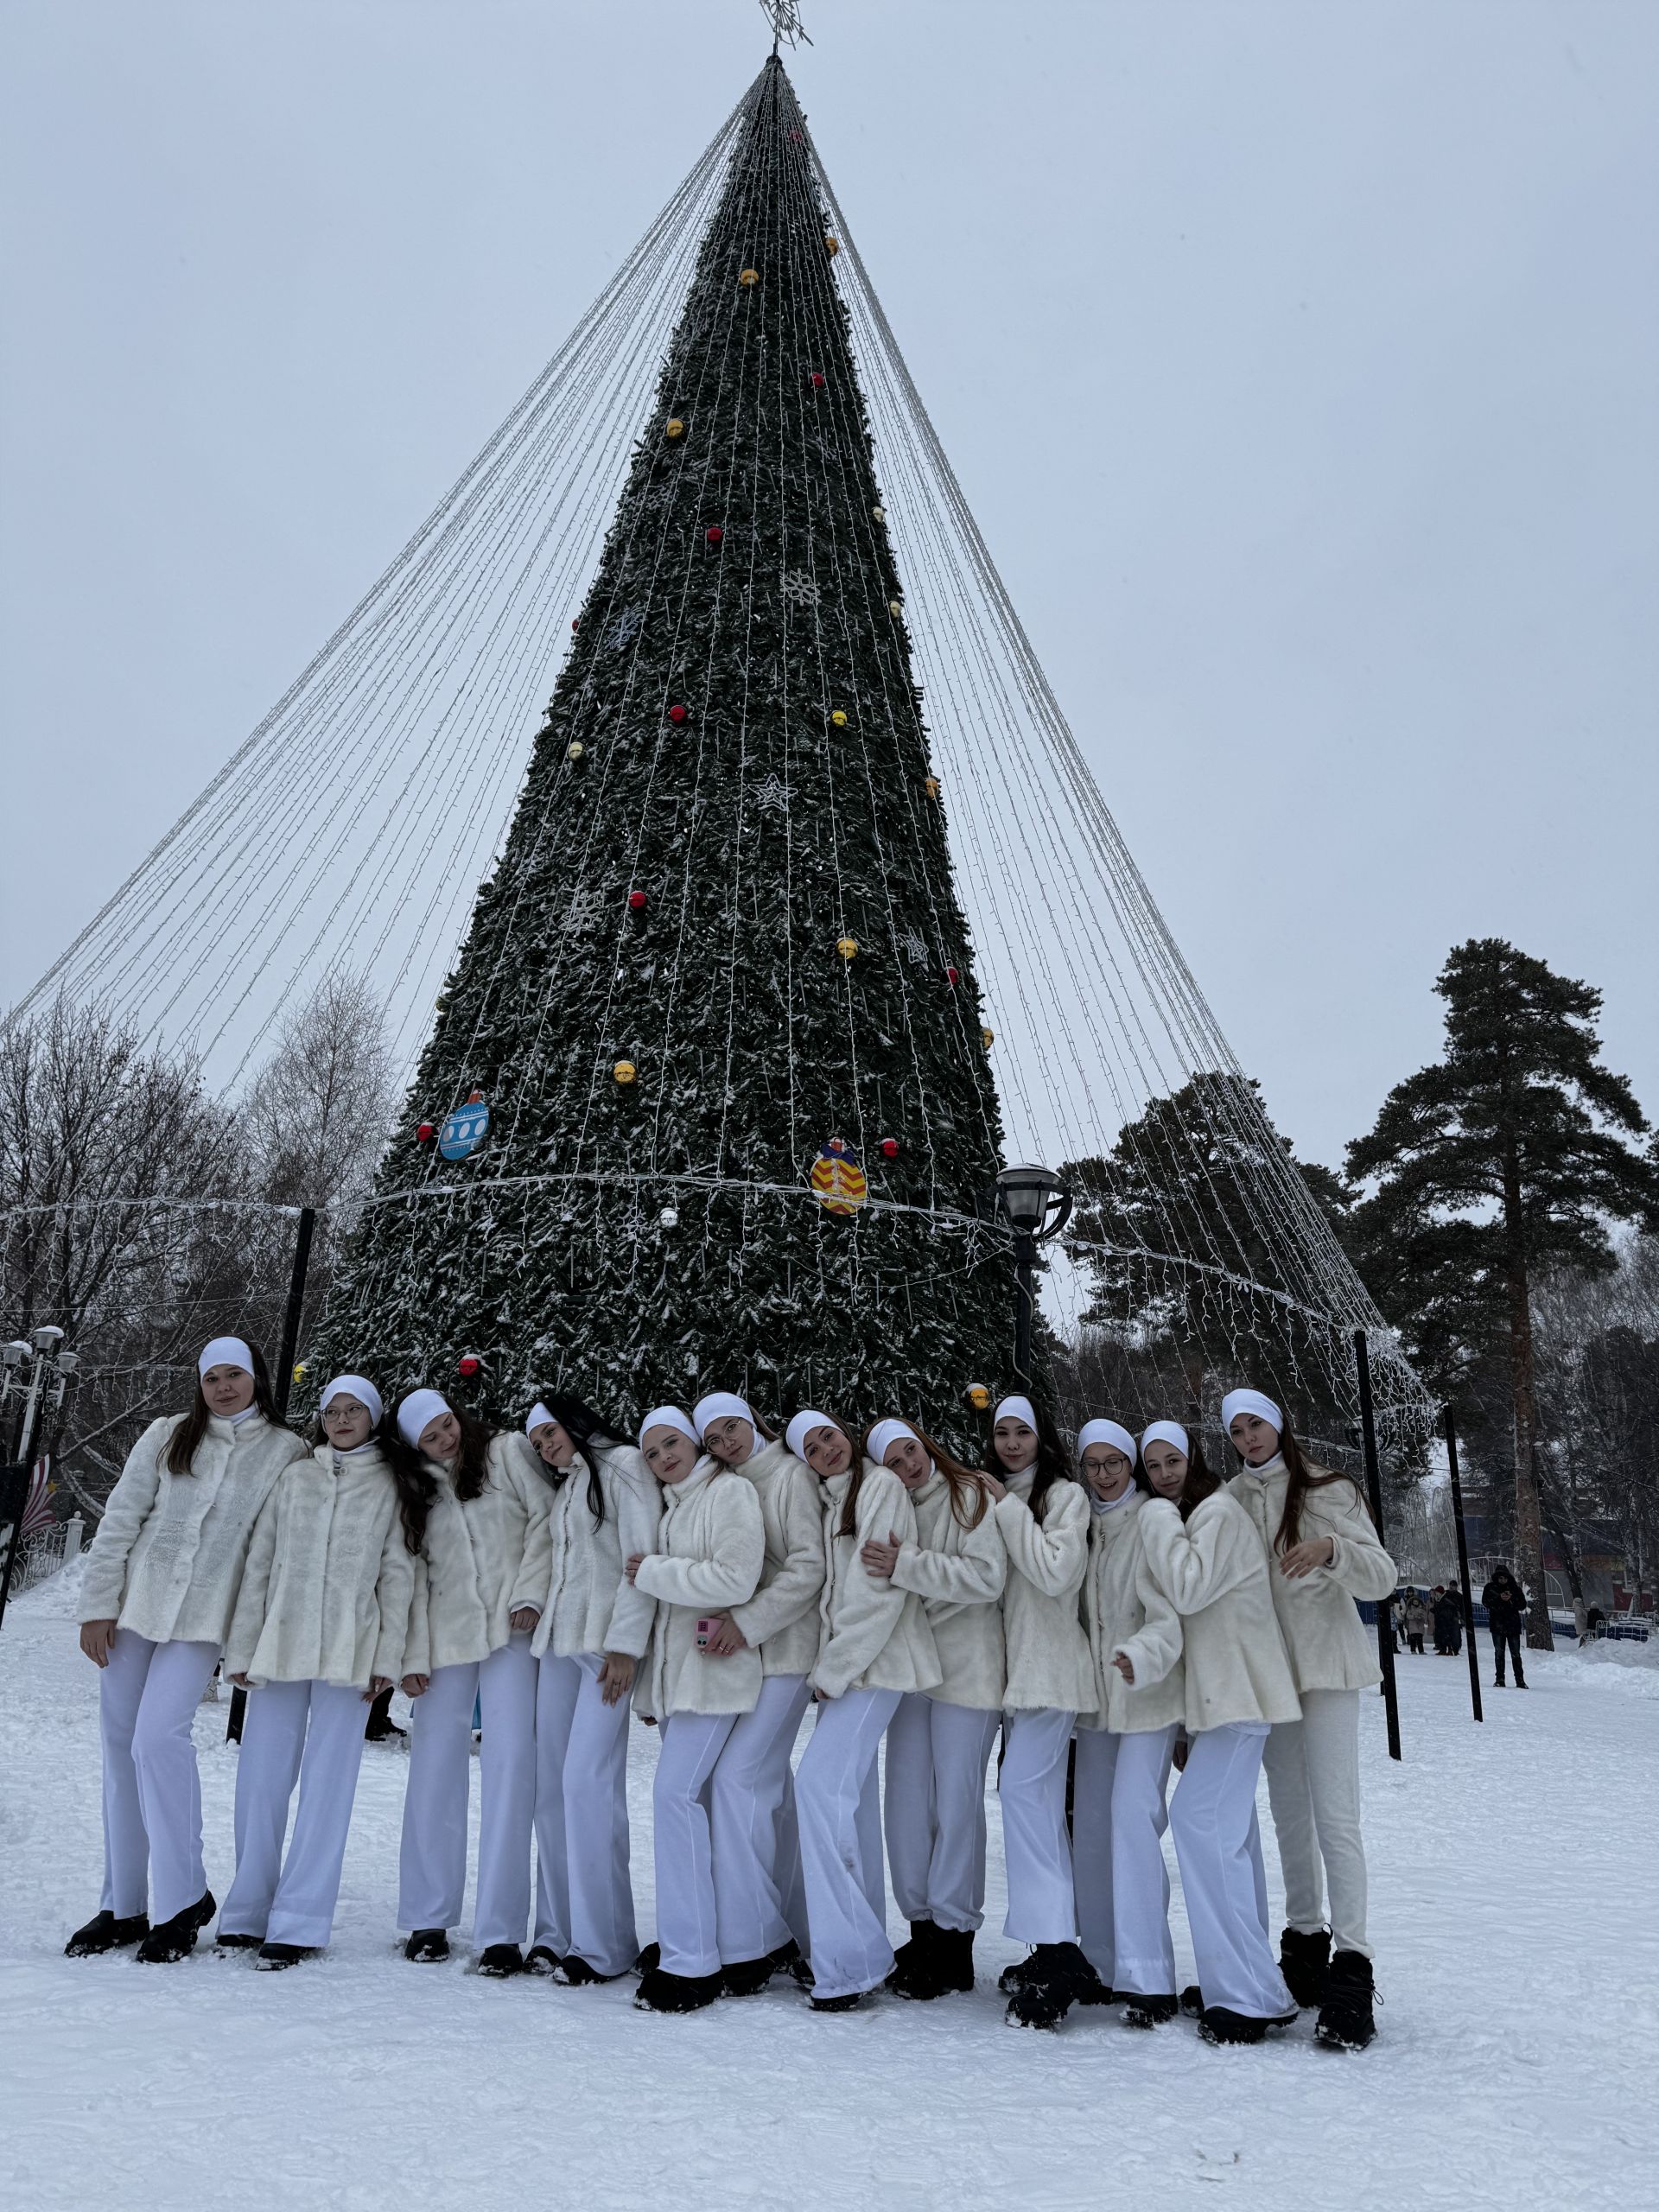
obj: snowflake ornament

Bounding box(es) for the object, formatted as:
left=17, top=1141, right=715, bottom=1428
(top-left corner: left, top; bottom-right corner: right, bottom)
left=779, top=569, right=820, bottom=607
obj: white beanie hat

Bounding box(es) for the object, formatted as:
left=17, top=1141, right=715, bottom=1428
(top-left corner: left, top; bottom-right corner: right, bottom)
left=639, top=1405, right=698, bottom=1452
left=992, top=1394, right=1038, bottom=1430
left=1077, top=1418, right=1136, bottom=1464
left=321, top=1374, right=383, bottom=1428
left=1221, top=1389, right=1283, bottom=1438
left=692, top=1390, right=754, bottom=1440
left=868, top=1418, right=922, bottom=1465
left=1141, top=1420, right=1191, bottom=1459
left=785, top=1408, right=838, bottom=1462
left=397, top=1389, right=452, bottom=1448
left=199, top=1335, right=253, bottom=1379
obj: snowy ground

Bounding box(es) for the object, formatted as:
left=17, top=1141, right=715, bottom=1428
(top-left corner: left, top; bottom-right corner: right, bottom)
left=3, top=1565, right=1655, bottom=2212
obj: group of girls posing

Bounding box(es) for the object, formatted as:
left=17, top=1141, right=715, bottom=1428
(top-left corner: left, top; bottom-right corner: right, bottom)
left=69, top=1341, right=1395, bottom=2052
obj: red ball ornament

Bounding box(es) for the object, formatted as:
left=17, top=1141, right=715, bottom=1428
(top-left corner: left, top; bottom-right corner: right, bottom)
left=416, top=1121, right=435, bottom=1145
left=667, top=703, right=688, bottom=725
left=457, top=1355, right=481, bottom=1381
left=945, top=965, right=959, bottom=987
left=628, top=889, right=648, bottom=912
left=810, top=372, right=826, bottom=390
left=705, top=525, right=724, bottom=544
left=570, top=618, right=580, bottom=632
left=880, top=1136, right=899, bottom=1160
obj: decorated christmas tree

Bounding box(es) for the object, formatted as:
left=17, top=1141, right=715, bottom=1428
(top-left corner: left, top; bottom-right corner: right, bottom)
left=309, top=55, right=1013, bottom=1425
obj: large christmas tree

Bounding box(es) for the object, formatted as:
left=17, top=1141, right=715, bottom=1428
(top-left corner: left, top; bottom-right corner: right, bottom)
left=310, top=56, right=1013, bottom=1426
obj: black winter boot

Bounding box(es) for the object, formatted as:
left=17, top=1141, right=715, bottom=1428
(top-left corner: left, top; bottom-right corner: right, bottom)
left=252, top=1943, right=312, bottom=1971
left=1315, top=1950, right=1377, bottom=2050
left=886, top=1918, right=938, bottom=1993
left=556, top=1955, right=626, bottom=1986
left=136, top=1891, right=216, bottom=1964
left=524, top=1945, right=563, bottom=1977
left=1279, top=1925, right=1332, bottom=2008
left=633, top=1942, right=660, bottom=1976
left=65, top=1910, right=149, bottom=1957
left=214, top=1931, right=263, bottom=1951
left=1199, top=2005, right=1268, bottom=2045
left=475, top=1943, right=524, bottom=1979
left=722, top=1941, right=801, bottom=1997
left=404, top=1928, right=449, bottom=1963
left=809, top=1990, right=867, bottom=2013
left=998, top=1948, right=1042, bottom=1993
left=1179, top=1985, right=1204, bottom=2018
left=1007, top=1981, right=1072, bottom=2031
left=634, top=1965, right=723, bottom=2013
left=1123, top=1993, right=1179, bottom=2028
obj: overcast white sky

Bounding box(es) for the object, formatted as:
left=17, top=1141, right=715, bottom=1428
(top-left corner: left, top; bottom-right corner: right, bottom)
left=3, top=0, right=1654, bottom=1174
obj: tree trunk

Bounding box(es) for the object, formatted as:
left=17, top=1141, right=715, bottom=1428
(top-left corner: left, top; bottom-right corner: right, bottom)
left=1502, top=1152, right=1555, bottom=1650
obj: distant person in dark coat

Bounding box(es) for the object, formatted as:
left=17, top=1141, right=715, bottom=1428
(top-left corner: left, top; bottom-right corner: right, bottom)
left=1431, top=1584, right=1463, bottom=1656
left=1480, top=1567, right=1529, bottom=1688
left=1402, top=1591, right=1429, bottom=1655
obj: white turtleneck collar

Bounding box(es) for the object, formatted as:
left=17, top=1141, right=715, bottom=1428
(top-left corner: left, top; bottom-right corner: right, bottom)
left=1089, top=1482, right=1137, bottom=1516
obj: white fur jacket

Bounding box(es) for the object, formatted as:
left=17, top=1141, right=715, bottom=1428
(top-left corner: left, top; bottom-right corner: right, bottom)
left=1135, top=1489, right=1301, bottom=1732
left=995, top=1471, right=1096, bottom=1714
left=78, top=1411, right=308, bottom=1648
left=890, top=1468, right=1007, bottom=1711
left=529, top=1440, right=661, bottom=1662
left=635, top=1459, right=766, bottom=1719
left=811, top=1463, right=942, bottom=1701
left=1077, top=1487, right=1185, bottom=1735
left=224, top=1442, right=417, bottom=1689
left=401, top=1432, right=554, bottom=1676
left=1228, top=1456, right=1396, bottom=1693
left=727, top=1439, right=826, bottom=1677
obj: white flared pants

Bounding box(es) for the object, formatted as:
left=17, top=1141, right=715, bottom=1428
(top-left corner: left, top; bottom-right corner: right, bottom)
left=1169, top=1723, right=1294, bottom=2018
left=533, top=1651, right=637, bottom=1974
left=221, top=1678, right=370, bottom=1946
left=1071, top=1723, right=1178, bottom=1995
left=999, top=1708, right=1078, bottom=1945
left=883, top=1693, right=1001, bottom=1934
left=98, top=1630, right=221, bottom=1924
left=398, top=1635, right=538, bottom=1947
left=795, top=1687, right=900, bottom=2000
left=709, top=1672, right=811, bottom=1964
left=651, top=1710, right=739, bottom=1977
left=1261, top=1688, right=1370, bottom=1957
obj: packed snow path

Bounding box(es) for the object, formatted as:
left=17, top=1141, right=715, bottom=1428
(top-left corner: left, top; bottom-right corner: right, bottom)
left=3, top=1566, right=1654, bottom=2211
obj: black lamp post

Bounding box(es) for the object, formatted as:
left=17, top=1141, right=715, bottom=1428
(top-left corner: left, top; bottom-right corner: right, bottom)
left=994, top=1164, right=1073, bottom=1383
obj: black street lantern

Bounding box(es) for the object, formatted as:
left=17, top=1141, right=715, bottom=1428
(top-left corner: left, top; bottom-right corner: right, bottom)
left=994, top=1164, right=1073, bottom=1382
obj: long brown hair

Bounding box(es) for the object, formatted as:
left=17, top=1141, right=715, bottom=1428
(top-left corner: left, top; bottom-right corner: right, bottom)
left=863, top=1416, right=992, bottom=1531
left=786, top=1414, right=866, bottom=1538
left=307, top=1402, right=436, bottom=1556
left=165, top=1339, right=285, bottom=1475
left=445, top=1406, right=497, bottom=1503
left=1272, top=1425, right=1370, bottom=1552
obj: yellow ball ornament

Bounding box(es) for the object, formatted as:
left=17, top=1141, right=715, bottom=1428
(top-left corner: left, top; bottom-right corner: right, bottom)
left=613, top=1059, right=637, bottom=1085
left=924, top=776, right=939, bottom=798
left=981, top=1027, right=995, bottom=1051
left=566, top=741, right=585, bottom=762
left=830, top=709, right=849, bottom=728
left=836, top=936, right=859, bottom=962
left=966, top=1382, right=991, bottom=1411
left=824, top=235, right=841, bottom=257
left=872, top=505, right=886, bottom=522
left=888, top=599, right=903, bottom=617
left=739, top=267, right=760, bottom=288
left=665, top=417, right=685, bottom=440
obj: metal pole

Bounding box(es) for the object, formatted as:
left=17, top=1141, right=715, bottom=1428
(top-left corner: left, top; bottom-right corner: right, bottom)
left=0, top=1356, right=51, bottom=1633
left=230, top=1205, right=317, bottom=1740
left=1012, top=1229, right=1035, bottom=1383
left=1353, top=1329, right=1402, bottom=1761
left=1443, top=1406, right=1484, bottom=1723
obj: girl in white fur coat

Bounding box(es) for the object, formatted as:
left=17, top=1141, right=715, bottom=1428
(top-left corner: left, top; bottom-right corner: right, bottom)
left=70, top=1335, right=308, bottom=1966
left=1223, top=1387, right=1396, bottom=2052
left=219, top=1375, right=430, bottom=1966
left=861, top=1416, right=1006, bottom=2002
left=524, top=1391, right=660, bottom=1985
left=1134, top=1421, right=1301, bottom=2046
left=791, top=1410, right=943, bottom=2012
left=1064, top=1418, right=1186, bottom=2031
left=626, top=1407, right=766, bottom=2014
left=689, top=1389, right=825, bottom=1993
left=982, top=1394, right=1096, bottom=2027
left=395, top=1390, right=553, bottom=1977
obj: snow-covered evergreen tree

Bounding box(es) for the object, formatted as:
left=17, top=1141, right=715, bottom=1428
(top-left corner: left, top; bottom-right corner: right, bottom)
left=310, top=59, right=1010, bottom=1427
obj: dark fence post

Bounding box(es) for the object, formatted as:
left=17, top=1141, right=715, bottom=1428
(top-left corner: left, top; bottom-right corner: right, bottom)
left=1353, top=1329, right=1402, bottom=1761
left=229, top=1205, right=317, bottom=1745
left=1444, top=1406, right=1484, bottom=1723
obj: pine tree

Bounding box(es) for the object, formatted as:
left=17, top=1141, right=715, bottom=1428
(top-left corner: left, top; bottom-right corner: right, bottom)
left=308, top=58, right=1010, bottom=1433
left=1347, top=939, right=1659, bottom=1646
